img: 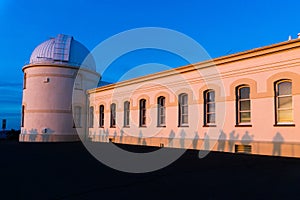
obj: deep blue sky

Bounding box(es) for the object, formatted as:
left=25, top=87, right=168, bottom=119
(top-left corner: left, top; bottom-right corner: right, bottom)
left=1, top=0, right=300, bottom=129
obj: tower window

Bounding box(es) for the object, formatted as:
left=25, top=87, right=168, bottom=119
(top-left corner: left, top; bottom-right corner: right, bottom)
left=178, top=93, right=188, bottom=126
left=23, top=73, right=27, bottom=89
left=21, top=105, right=25, bottom=127
left=139, top=99, right=146, bottom=127
left=236, top=85, right=251, bottom=124
left=157, top=96, right=166, bottom=127
left=74, top=106, right=82, bottom=128
left=275, top=80, right=293, bottom=124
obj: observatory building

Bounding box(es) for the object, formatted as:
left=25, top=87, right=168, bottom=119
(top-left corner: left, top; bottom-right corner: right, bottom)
left=19, top=34, right=100, bottom=142
left=20, top=33, right=300, bottom=158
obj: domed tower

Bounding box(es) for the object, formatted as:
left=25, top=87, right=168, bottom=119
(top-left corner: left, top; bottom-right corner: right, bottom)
left=20, top=34, right=100, bottom=142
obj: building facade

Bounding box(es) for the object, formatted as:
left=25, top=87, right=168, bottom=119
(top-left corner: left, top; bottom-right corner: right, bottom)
left=20, top=34, right=300, bottom=158
left=87, top=38, right=300, bottom=158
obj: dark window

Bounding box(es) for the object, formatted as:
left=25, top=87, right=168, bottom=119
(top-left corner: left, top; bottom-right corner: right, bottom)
left=157, top=96, right=166, bottom=127
left=178, top=93, right=188, bottom=126
left=23, top=73, right=27, bottom=89
left=21, top=105, right=25, bottom=127
left=204, top=90, right=215, bottom=125
left=99, top=105, right=104, bottom=127
left=124, top=101, right=130, bottom=127
left=74, top=106, right=81, bottom=128
left=139, top=99, right=146, bottom=127
left=110, top=103, right=116, bottom=128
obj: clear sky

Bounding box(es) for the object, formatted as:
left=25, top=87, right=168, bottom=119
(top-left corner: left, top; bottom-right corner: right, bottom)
left=1, top=0, right=300, bottom=130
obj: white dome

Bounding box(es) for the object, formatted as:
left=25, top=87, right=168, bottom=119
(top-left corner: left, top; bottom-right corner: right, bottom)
left=29, top=34, right=96, bottom=70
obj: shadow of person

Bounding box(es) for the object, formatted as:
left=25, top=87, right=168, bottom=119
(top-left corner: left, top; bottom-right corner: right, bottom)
left=169, top=130, right=175, bottom=147
left=138, top=131, right=143, bottom=145
left=180, top=130, right=186, bottom=148
left=193, top=131, right=199, bottom=149
left=29, top=129, right=38, bottom=142
left=142, top=138, right=147, bottom=146
left=204, top=132, right=210, bottom=151
left=120, top=129, right=124, bottom=143
left=241, top=131, right=253, bottom=145
left=228, top=131, right=239, bottom=152
left=217, top=130, right=227, bottom=151
left=272, top=132, right=284, bottom=156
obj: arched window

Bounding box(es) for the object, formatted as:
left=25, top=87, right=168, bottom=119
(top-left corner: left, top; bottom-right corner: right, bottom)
left=204, top=90, right=215, bottom=126
left=21, top=105, right=25, bottom=127
left=124, top=101, right=130, bottom=127
left=275, top=80, right=293, bottom=124
left=110, top=103, right=116, bottom=128
left=99, top=105, right=104, bottom=128
left=157, top=96, right=166, bottom=127
left=236, top=85, right=251, bottom=124
left=74, top=106, right=82, bottom=128
left=89, top=106, right=94, bottom=128
left=139, top=99, right=146, bottom=127
left=178, top=93, right=188, bottom=126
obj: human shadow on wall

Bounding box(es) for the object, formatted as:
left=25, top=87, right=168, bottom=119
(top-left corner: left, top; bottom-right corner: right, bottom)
left=169, top=130, right=175, bottom=147
left=217, top=130, right=227, bottom=152
left=180, top=130, right=186, bottom=148
left=29, top=129, right=38, bottom=142
left=272, top=132, right=284, bottom=156
left=228, top=131, right=239, bottom=152
left=42, top=128, right=54, bottom=142
left=241, top=131, right=253, bottom=145
left=138, top=131, right=143, bottom=145
left=204, top=132, right=210, bottom=151
left=105, top=129, right=109, bottom=142
left=120, top=129, right=124, bottom=143
left=193, top=131, right=199, bottom=149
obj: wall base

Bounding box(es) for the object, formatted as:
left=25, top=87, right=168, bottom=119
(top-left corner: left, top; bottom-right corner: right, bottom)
left=19, top=134, right=80, bottom=142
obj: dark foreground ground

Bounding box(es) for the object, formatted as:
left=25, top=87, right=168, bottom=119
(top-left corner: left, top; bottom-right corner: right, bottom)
left=1, top=141, right=300, bottom=200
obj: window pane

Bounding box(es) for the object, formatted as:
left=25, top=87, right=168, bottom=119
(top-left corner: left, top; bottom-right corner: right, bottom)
left=240, top=87, right=250, bottom=99
left=240, top=112, right=251, bottom=123
left=207, top=91, right=215, bottom=102
left=278, top=82, right=291, bottom=95
left=207, top=103, right=215, bottom=113
left=278, top=109, right=293, bottom=122
left=182, top=115, right=188, bottom=124
left=182, top=106, right=188, bottom=114
left=278, top=96, right=292, bottom=109
left=240, top=100, right=250, bottom=111
left=207, top=114, right=215, bottom=123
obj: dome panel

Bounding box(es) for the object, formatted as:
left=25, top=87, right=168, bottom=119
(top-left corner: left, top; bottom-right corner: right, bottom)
left=29, top=34, right=96, bottom=70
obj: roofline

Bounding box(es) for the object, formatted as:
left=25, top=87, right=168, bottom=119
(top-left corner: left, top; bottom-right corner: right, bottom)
left=88, top=38, right=300, bottom=94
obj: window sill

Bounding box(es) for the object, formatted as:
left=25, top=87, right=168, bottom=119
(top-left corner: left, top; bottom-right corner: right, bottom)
left=123, top=126, right=130, bottom=128
left=99, top=126, right=104, bottom=128
left=235, top=124, right=252, bottom=127
left=139, top=126, right=147, bottom=128
left=110, top=126, right=116, bottom=128
left=178, top=125, right=189, bottom=128
left=157, top=125, right=166, bottom=128
left=274, top=124, right=295, bottom=127
left=203, top=124, right=216, bottom=127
